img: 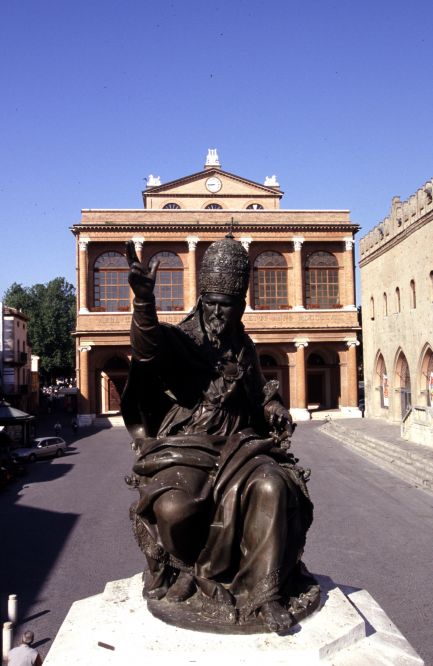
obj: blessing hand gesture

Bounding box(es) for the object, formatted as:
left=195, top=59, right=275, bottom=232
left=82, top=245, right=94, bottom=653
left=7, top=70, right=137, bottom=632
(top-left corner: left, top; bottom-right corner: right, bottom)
left=125, top=240, right=160, bottom=301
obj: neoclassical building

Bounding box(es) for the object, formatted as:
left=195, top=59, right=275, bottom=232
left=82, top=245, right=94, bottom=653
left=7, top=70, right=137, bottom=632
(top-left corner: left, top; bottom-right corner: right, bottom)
left=360, top=177, right=433, bottom=444
left=72, top=150, right=360, bottom=424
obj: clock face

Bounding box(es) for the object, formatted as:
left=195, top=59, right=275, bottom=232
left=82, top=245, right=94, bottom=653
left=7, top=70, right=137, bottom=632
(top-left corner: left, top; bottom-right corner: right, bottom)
left=205, top=177, right=222, bottom=193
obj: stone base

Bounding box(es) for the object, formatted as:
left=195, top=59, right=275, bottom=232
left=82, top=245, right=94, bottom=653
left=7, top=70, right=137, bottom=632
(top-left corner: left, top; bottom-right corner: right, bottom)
left=43, top=573, right=423, bottom=665
left=290, top=408, right=311, bottom=421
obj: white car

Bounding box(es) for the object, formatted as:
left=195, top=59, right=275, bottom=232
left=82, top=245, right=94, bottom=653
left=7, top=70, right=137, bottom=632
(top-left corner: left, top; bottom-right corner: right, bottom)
left=12, top=437, right=67, bottom=462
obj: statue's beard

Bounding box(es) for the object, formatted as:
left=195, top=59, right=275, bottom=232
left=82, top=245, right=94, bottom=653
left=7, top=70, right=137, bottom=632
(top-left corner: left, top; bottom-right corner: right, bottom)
left=204, top=317, right=229, bottom=347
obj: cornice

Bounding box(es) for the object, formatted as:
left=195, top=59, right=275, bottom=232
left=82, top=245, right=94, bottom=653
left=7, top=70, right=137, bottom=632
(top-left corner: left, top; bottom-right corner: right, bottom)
left=71, top=222, right=359, bottom=235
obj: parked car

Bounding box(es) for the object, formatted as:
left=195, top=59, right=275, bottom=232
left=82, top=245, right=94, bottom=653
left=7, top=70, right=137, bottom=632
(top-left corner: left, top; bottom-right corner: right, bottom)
left=11, top=437, right=67, bottom=462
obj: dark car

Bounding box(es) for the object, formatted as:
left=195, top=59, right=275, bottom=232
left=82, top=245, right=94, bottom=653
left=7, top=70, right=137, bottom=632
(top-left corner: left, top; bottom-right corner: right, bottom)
left=12, top=437, right=67, bottom=462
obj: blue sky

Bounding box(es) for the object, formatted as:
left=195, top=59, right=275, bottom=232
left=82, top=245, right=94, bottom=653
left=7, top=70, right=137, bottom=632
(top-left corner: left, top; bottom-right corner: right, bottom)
left=1, top=0, right=433, bottom=302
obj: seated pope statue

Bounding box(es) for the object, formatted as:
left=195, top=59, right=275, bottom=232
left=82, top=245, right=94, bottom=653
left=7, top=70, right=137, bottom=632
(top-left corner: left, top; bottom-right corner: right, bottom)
left=122, top=234, right=318, bottom=632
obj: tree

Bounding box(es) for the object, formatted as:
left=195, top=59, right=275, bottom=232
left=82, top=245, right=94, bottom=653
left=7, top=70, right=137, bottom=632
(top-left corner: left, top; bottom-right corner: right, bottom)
left=3, top=278, right=76, bottom=383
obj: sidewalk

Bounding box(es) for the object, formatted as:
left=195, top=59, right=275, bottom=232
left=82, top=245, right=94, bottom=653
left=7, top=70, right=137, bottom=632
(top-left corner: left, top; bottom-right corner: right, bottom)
left=320, top=417, right=433, bottom=494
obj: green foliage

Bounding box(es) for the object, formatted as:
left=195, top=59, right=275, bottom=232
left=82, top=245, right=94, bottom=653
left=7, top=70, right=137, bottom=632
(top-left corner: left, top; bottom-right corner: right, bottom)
left=3, top=278, right=76, bottom=382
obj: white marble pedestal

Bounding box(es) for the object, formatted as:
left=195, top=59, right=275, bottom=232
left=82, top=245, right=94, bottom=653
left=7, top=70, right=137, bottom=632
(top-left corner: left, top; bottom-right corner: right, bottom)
left=43, top=573, right=424, bottom=665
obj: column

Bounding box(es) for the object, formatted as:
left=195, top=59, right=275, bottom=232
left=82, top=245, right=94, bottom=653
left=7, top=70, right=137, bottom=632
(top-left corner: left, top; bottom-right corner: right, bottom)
left=343, top=238, right=356, bottom=309
left=132, top=236, right=145, bottom=262
left=292, top=237, right=305, bottom=310
left=186, top=235, right=199, bottom=310
left=240, top=236, right=253, bottom=310
left=291, top=340, right=310, bottom=420
left=78, top=238, right=90, bottom=313
left=345, top=339, right=360, bottom=411
left=78, top=345, right=93, bottom=425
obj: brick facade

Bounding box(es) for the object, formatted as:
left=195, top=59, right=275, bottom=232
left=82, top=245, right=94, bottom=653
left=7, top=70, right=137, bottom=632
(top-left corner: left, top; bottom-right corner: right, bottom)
left=72, top=153, right=360, bottom=424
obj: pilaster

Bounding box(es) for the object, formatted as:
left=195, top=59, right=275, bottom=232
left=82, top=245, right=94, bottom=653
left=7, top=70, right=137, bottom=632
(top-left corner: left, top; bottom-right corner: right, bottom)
left=292, top=237, right=305, bottom=311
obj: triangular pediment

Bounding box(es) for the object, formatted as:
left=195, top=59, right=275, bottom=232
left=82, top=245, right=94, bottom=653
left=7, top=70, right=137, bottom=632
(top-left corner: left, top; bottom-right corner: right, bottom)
left=143, top=169, right=283, bottom=197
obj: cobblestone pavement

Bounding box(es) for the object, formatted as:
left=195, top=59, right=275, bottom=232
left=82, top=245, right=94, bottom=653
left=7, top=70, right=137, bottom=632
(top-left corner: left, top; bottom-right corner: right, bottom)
left=1, top=419, right=432, bottom=664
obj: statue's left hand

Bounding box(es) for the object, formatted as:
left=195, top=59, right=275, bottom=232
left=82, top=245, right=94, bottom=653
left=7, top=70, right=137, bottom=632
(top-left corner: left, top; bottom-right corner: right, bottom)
left=265, top=401, right=293, bottom=435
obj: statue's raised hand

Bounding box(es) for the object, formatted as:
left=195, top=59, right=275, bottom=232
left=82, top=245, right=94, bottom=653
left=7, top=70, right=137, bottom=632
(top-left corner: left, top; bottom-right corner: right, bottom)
left=125, top=241, right=159, bottom=301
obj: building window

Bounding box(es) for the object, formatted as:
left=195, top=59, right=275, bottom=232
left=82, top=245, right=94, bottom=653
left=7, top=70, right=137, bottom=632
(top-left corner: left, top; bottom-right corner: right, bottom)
left=253, top=251, right=288, bottom=310
left=376, top=354, right=389, bottom=409
left=305, top=252, right=339, bottom=309
left=205, top=203, right=222, bottom=209
left=383, top=292, right=388, bottom=317
left=395, top=287, right=401, bottom=313
left=410, top=280, right=416, bottom=309
left=370, top=297, right=375, bottom=320
left=163, top=203, right=180, bottom=209
left=425, top=351, right=433, bottom=406
left=94, top=252, right=129, bottom=312
left=247, top=203, right=264, bottom=210
left=150, top=251, right=184, bottom=311
left=396, top=352, right=411, bottom=417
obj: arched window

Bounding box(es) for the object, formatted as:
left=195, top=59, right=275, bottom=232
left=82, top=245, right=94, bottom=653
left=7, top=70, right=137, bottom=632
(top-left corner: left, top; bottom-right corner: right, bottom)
left=253, top=251, right=288, bottom=309
left=424, top=350, right=433, bottom=406
left=395, top=287, right=401, bottom=313
left=430, top=271, right=433, bottom=301
left=305, top=252, right=339, bottom=308
left=163, top=202, right=180, bottom=209
left=376, top=354, right=389, bottom=408
left=383, top=292, right=388, bottom=317
left=370, top=296, right=375, bottom=320
left=94, top=252, right=129, bottom=311
left=247, top=203, right=264, bottom=210
left=396, top=352, right=411, bottom=417
left=205, top=203, right=222, bottom=209
left=410, top=280, right=416, bottom=309
left=150, top=251, right=184, bottom=311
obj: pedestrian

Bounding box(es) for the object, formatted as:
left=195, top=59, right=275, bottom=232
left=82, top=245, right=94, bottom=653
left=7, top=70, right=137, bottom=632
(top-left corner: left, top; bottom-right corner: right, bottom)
left=7, top=630, right=43, bottom=665
left=71, top=416, right=78, bottom=434
left=54, top=421, right=62, bottom=436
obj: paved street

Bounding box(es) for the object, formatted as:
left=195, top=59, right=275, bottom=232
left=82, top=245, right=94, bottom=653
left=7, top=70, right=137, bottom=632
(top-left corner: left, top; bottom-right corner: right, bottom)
left=1, top=420, right=432, bottom=664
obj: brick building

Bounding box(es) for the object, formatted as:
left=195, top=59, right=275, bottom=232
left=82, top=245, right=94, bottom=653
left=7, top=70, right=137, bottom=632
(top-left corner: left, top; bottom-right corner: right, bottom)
left=71, top=150, right=360, bottom=425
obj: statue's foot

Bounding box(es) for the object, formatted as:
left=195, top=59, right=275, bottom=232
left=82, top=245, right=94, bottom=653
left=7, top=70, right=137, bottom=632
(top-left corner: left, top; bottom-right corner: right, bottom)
left=259, top=600, right=294, bottom=632
left=143, top=585, right=168, bottom=600
left=165, top=572, right=195, bottom=603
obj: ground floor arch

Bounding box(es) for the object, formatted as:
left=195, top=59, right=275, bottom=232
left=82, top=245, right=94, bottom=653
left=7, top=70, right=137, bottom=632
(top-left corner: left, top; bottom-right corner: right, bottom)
left=99, top=355, right=130, bottom=414
left=394, top=349, right=411, bottom=419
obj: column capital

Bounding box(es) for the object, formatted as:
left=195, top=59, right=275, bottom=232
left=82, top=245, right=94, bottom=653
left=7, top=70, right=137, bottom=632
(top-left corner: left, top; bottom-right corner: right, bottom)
left=292, top=237, right=305, bottom=251
left=132, top=236, right=145, bottom=251
left=344, top=237, right=355, bottom=251
left=78, top=237, right=90, bottom=251
left=79, top=345, right=92, bottom=353
left=240, top=236, right=253, bottom=251
left=186, top=235, right=200, bottom=251
left=346, top=338, right=360, bottom=348
left=294, top=339, right=309, bottom=349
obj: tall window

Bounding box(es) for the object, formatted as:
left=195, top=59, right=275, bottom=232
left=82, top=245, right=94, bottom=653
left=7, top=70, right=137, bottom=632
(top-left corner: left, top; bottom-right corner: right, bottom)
left=410, top=280, right=416, bottom=309
left=395, top=287, right=401, bottom=313
left=94, top=252, right=129, bottom=312
left=383, top=292, right=388, bottom=317
left=151, top=251, right=184, bottom=311
left=305, top=252, right=339, bottom=308
left=369, top=297, right=375, bottom=320
left=253, top=251, right=288, bottom=309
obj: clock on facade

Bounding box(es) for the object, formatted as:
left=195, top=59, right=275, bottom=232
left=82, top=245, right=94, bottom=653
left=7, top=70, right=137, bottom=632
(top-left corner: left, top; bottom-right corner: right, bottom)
left=205, top=177, right=222, bottom=193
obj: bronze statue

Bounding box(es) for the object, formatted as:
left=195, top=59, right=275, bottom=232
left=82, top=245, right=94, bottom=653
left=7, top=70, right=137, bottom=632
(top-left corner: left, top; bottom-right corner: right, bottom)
left=122, top=234, right=319, bottom=633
